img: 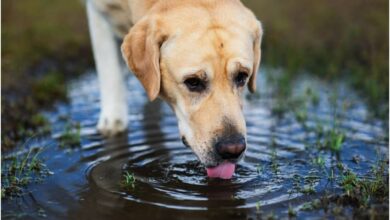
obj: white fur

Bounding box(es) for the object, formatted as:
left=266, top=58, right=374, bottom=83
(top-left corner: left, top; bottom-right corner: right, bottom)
left=87, top=0, right=128, bottom=136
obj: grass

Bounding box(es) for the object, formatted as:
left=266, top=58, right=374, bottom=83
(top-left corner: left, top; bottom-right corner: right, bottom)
left=289, top=173, right=319, bottom=196
left=305, top=88, right=320, bottom=106
left=265, top=211, right=277, bottom=220
left=293, top=85, right=387, bottom=217
left=32, top=72, right=67, bottom=104
left=300, top=185, right=316, bottom=195
left=2, top=0, right=90, bottom=74
left=294, top=109, right=308, bottom=125
left=306, top=91, right=345, bottom=153
left=2, top=0, right=92, bottom=151
left=319, top=130, right=344, bottom=153
left=338, top=159, right=389, bottom=208
left=256, top=164, right=265, bottom=175
left=340, top=170, right=358, bottom=197
left=122, top=171, right=136, bottom=189
left=268, top=73, right=320, bottom=124
left=288, top=205, right=297, bottom=217
left=1, top=147, right=52, bottom=198
left=300, top=199, right=322, bottom=211
left=290, top=174, right=302, bottom=195
left=255, top=201, right=261, bottom=213
left=295, top=156, right=389, bottom=218
left=314, top=93, right=345, bottom=153
left=270, top=147, right=279, bottom=174
left=312, top=155, right=325, bottom=168
left=293, top=87, right=320, bottom=125
left=265, top=53, right=387, bottom=218
left=59, top=121, right=81, bottom=148
left=268, top=72, right=296, bottom=117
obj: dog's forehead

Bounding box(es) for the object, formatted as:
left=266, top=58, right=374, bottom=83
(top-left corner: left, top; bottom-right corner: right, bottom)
left=157, top=2, right=258, bottom=80
left=161, top=27, right=253, bottom=80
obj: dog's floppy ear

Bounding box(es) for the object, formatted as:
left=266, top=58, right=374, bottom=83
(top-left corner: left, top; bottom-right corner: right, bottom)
left=248, top=21, right=263, bottom=93
left=121, top=17, right=166, bottom=101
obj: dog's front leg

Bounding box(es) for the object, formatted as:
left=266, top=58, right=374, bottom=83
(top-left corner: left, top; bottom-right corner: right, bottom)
left=87, top=0, right=128, bottom=136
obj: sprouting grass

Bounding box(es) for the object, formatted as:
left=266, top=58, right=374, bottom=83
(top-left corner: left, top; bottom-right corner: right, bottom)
left=269, top=76, right=319, bottom=128
left=255, top=201, right=261, bottom=213
left=312, top=90, right=345, bottom=153
left=297, top=87, right=319, bottom=128
left=338, top=158, right=389, bottom=208
left=289, top=174, right=302, bottom=195
left=270, top=149, right=279, bottom=174
left=59, top=121, right=81, bottom=148
left=327, top=169, right=335, bottom=181
left=300, top=185, right=316, bottom=195
left=340, top=170, right=358, bottom=196
left=318, top=129, right=344, bottom=153
left=305, top=88, right=320, bottom=106
left=1, top=147, right=52, bottom=198
left=265, top=63, right=387, bottom=217
left=298, top=158, right=388, bottom=217
left=288, top=204, right=297, bottom=217
left=311, top=96, right=345, bottom=153
left=300, top=199, right=322, bottom=211
left=293, top=87, right=322, bottom=126
left=312, top=155, right=325, bottom=168
left=300, top=202, right=314, bottom=211
left=265, top=211, right=277, bottom=220
left=294, top=109, right=308, bottom=124
left=256, top=164, right=265, bottom=175
left=121, top=171, right=136, bottom=189
left=328, top=130, right=344, bottom=152
left=301, top=174, right=319, bottom=195
left=268, top=71, right=294, bottom=117
left=264, top=66, right=386, bottom=218
left=289, top=173, right=319, bottom=195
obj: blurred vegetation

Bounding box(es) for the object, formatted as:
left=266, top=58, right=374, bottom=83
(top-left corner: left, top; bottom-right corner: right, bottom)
left=2, top=0, right=89, bottom=77
left=1, top=147, right=52, bottom=198
left=243, top=0, right=388, bottom=118
left=2, top=0, right=92, bottom=150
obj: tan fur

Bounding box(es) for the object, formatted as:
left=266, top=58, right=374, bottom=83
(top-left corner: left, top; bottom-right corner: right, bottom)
left=95, top=0, right=263, bottom=166
left=121, top=17, right=166, bottom=100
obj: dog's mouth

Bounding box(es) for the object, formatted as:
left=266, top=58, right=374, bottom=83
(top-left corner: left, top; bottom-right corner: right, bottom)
left=206, top=162, right=236, bottom=179
left=181, top=136, right=238, bottom=179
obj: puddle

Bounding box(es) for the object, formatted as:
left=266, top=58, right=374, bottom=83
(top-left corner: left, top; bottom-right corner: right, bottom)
left=2, top=69, right=388, bottom=219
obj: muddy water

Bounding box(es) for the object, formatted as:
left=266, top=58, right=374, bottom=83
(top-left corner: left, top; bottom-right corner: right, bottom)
left=2, top=69, right=388, bottom=219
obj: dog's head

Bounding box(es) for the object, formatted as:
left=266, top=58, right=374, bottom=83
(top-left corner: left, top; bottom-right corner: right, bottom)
left=122, top=0, right=262, bottom=178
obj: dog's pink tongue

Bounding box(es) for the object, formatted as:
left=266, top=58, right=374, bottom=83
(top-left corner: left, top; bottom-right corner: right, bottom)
left=206, top=162, right=235, bottom=179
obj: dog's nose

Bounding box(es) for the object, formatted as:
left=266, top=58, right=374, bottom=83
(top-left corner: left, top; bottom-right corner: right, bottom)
left=215, top=136, right=246, bottom=159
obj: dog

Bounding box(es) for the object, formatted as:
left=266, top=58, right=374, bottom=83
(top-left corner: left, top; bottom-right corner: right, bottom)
left=86, top=0, right=262, bottom=179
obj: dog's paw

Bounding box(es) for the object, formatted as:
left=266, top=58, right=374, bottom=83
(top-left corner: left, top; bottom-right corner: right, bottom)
left=97, top=111, right=128, bottom=137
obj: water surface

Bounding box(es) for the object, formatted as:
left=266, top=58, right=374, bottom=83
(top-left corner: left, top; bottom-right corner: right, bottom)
left=3, top=69, right=388, bottom=219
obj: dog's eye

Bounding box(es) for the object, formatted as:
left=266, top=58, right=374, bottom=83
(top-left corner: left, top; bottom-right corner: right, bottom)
left=184, top=77, right=206, bottom=92
left=235, top=72, right=248, bottom=87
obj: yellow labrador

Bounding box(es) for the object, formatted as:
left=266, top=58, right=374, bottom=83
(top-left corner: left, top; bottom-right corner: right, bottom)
left=87, top=0, right=262, bottom=179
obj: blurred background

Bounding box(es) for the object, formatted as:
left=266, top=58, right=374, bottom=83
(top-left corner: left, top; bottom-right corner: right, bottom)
left=2, top=0, right=388, bottom=150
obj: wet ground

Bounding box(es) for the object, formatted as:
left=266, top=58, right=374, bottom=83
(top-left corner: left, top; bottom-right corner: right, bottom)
left=2, top=69, right=388, bottom=219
